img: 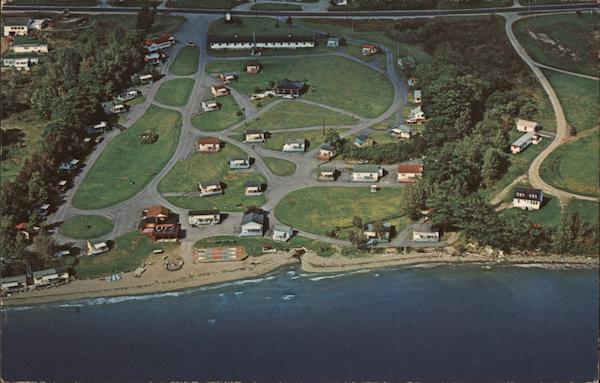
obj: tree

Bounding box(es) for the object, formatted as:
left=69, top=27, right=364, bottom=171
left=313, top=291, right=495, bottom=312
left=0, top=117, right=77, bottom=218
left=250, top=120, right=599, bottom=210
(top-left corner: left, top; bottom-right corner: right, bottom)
left=324, top=128, right=340, bottom=145
left=481, top=148, right=507, bottom=188
left=33, top=229, right=57, bottom=265
left=286, top=16, right=293, bottom=25
left=401, top=179, right=429, bottom=220
left=27, top=171, right=49, bottom=207
left=136, top=6, right=155, bottom=33
left=339, top=37, right=347, bottom=46
left=348, top=231, right=366, bottom=249
left=352, top=216, right=363, bottom=229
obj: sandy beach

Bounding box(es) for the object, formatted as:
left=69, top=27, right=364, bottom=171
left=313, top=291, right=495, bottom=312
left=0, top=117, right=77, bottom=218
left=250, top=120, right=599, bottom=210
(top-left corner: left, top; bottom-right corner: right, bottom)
left=2, top=247, right=597, bottom=307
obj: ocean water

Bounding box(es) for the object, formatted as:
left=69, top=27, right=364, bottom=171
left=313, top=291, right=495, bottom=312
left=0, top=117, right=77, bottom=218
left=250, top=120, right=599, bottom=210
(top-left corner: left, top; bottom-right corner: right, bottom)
left=1, top=266, right=598, bottom=382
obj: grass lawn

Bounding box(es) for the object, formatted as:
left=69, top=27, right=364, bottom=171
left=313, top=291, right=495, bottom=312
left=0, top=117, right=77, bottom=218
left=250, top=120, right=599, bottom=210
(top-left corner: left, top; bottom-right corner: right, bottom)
left=503, top=196, right=599, bottom=229
left=191, top=96, right=243, bottom=132
left=530, top=84, right=556, bottom=132
left=95, top=15, right=185, bottom=37
left=74, top=231, right=174, bottom=279
left=263, top=129, right=330, bottom=151
left=73, top=106, right=181, bottom=209
left=167, top=0, right=248, bottom=8
left=59, top=215, right=114, bottom=239
left=160, top=144, right=267, bottom=211
left=263, top=157, right=297, bottom=176
left=155, top=78, right=195, bottom=107
left=170, top=47, right=199, bottom=76
left=365, top=130, right=398, bottom=145
left=208, top=17, right=311, bottom=38
left=544, top=71, right=599, bottom=132
left=567, top=200, right=599, bottom=226
left=206, top=55, right=394, bottom=118
left=193, top=235, right=337, bottom=257
left=513, top=13, right=597, bottom=76
left=246, top=101, right=356, bottom=131
left=250, top=3, right=302, bottom=10
left=125, top=96, right=146, bottom=107
left=483, top=130, right=550, bottom=198
left=275, top=186, right=408, bottom=236
left=540, top=131, right=599, bottom=197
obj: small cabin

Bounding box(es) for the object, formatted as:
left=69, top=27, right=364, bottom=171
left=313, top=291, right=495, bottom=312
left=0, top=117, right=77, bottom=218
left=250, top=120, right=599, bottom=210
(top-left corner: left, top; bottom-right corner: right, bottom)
left=188, top=209, right=221, bottom=226
left=211, top=85, right=230, bottom=97
left=244, top=130, right=266, bottom=143
left=244, top=181, right=264, bottom=196
left=229, top=157, right=251, bottom=169
left=199, top=181, right=223, bottom=196
left=196, top=137, right=221, bottom=152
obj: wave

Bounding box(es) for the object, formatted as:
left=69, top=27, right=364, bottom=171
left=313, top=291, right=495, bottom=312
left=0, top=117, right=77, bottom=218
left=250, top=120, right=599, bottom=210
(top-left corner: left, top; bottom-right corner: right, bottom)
left=308, top=269, right=371, bottom=282
left=282, top=294, right=295, bottom=301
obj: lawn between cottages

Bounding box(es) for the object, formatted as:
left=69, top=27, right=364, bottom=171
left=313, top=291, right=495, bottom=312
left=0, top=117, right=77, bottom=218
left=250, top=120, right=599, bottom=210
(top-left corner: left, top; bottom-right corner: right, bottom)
left=159, top=144, right=267, bottom=211
left=73, top=106, right=181, bottom=210
left=59, top=215, right=114, bottom=240
left=513, top=13, right=597, bottom=77
left=544, top=71, right=599, bottom=132
left=206, top=56, right=394, bottom=118
left=170, top=47, right=200, bottom=76
left=74, top=231, right=176, bottom=280
left=263, top=157, right=297, bottom=176
left=191, top=95, right=243, bottom=132
left=155, top=78, right=196, bottom=107
left=275, top=186, right=410, bottom=239
left=540, top=131, right=599, bottom=197
left=193, top=235, right=337, bottom=257
left=245, top=101, right=356, bottom=131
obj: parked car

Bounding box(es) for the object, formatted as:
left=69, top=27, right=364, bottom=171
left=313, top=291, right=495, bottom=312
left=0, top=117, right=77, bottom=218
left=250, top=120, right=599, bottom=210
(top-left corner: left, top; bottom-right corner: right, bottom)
left=186, top=42, right=196, bottom=47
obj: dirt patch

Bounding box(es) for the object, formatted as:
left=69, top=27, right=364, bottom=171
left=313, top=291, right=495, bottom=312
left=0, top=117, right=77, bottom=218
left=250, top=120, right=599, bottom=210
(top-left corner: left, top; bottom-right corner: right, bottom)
left=0, top=37, right=10, bottom=56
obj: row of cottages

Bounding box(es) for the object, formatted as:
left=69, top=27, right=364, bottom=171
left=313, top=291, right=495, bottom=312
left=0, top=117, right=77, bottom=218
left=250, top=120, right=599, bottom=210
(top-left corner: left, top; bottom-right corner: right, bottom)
left=282, top=138, right=306, bottom=153
left=197, top=137, right=221, bottom=152
left=1, top=267, right=71, bottom=295
left=317, top=144, right=336, bottom=160
left=352, top=165, right=383, bottom=182
left=244, top=130, right=266, bottom=143
left=139, top=205, right=180, bottom=241
left=412, top=223, right=440, bottom=243
left=144, top=34, right=175, bottom=52
left=189, top=209, right=221, bottom=226
left=406, top=105, right=426, bottom=124
left=207, top=35, right=315, bottom=50
left=390, top=125, right=415, bottom=140
left=397, top=161, right=424, bottom=183
left=510, top=131, right=542, bottom=154
left=211, top=85, right=230, bottom=97
left=512, top=187, right=543, bottom=210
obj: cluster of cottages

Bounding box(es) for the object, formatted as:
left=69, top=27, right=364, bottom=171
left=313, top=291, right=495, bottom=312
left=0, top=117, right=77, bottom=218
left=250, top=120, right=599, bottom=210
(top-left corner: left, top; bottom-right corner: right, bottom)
left=1, top=267, right=71, bottom=296
left=207, top=34, right=315, bottom=52
left=510, top=119, right=542, bottom=154
left=2, top=17, right=50, bottom=70
left=406, top=89, right=426, bottom=124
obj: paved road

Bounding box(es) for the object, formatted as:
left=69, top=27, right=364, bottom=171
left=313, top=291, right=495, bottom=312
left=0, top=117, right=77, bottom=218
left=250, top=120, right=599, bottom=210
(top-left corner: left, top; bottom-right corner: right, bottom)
left=503, top=12, right=598, bottom=203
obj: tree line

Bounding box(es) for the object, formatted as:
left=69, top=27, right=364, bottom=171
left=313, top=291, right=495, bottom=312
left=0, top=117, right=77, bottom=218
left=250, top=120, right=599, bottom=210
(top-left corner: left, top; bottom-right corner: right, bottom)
left=1, top=9, right=155, bottom=277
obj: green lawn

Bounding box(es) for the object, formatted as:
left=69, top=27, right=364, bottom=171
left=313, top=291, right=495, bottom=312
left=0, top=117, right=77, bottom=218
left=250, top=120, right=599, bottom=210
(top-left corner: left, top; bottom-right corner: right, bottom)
left=167, top=0, right=248, bottom=8
left=275, top=186, right=408, bottom=236
left=246, top=101, right=356, bottom=131
left=159, top=144, right=267, bottom=211
left=193, top=235, right=337, bottom=257
left=540, top=131, right=599, bottom=197
left=170, top=47, right=200, bottom=76
left=513, top=13, right=597, bottom=76
left=191, top=96, right=243, bottom=132
left=206, top=55, right=394, bottom=118
left=95, top=15, right=185, bottom=37
left=208, top=17, right=311, bottom=38
left=503, top=196, right=599, bottom=228
left=263, top=157, right=297, bottom=176
left=155, top=78, right=195, bottom=107
left=59, top=215, right=114, bottom=240
left=544, top=71, right=599, bottom=132
left=250, top=3, right=302, bottom=10
left=125, top=96, right=146, bottom=107
left=75, top=231, right=174, bottom=279
left=263, top=129, right=330, bottom=151
left=567, top=200, right=599, bottom=226
left=73, top=106, right=181, bottom=209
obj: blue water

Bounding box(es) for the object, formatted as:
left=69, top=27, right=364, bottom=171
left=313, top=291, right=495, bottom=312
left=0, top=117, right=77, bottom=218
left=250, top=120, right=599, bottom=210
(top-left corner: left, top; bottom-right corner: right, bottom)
left=1, top=266, right=598, bottom=382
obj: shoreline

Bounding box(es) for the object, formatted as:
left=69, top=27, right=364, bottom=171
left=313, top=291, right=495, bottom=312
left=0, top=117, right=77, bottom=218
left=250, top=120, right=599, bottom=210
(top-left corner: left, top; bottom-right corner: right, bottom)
left=2, top=250, right=597, bottom=307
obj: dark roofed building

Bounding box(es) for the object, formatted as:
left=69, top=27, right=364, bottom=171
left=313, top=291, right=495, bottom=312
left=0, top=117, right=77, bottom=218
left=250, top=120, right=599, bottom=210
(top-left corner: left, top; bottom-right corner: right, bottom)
left=274, top=80, right=305, bottom=97
left=512, top=187, right=544, bottom=210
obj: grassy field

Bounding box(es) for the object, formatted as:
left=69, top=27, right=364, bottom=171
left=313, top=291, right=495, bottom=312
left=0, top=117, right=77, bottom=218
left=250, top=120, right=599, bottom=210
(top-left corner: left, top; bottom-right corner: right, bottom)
left=208, top=17, right=311, bottom=38
left=95, top=15, right=185, bottom=37
left=540, top=131, right=599, bottom=197
left=125, top=96, right=147, bottom=107
left=170, top=47, right=200, bottom=76
left=275, top=186, right=408, bottom=236
left=246, top=101, right=356, bottom=131
left=544, top=71, right=598, bottom=132
left=74, top=232, right=174, bottom=279
left=73, top=106, right=181, bottom=210
left=263, top=157, right=297, bottom=176
left=250, top=3, right=303, bottom=10
left=191, top=96, right=243, bottom=132
left=263, top=129, right=330, bottom=151
left=206, top=56, right=394, bottom=118
left=155, top=78, right=195, bottom=107
left=160, top=144, right=267, bottom=211
left=193, top=235, right=337, bottom=257
left=567, top=200, right=599, bottom=226
left=513, top=13, right=597, bottom=76
left=59, top=215, right=114, bottom=239
left=503, top=196, right=599, bottom=228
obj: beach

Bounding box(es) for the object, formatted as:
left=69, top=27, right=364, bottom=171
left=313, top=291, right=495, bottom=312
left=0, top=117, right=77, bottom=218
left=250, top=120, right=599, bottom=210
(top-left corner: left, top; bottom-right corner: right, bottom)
left=2, top=247, right=597, bottom=307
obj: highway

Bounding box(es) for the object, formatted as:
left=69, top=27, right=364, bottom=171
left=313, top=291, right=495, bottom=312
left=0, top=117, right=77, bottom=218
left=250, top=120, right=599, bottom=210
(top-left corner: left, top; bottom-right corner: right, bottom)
left=1, top=2, right=597, bottom=17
